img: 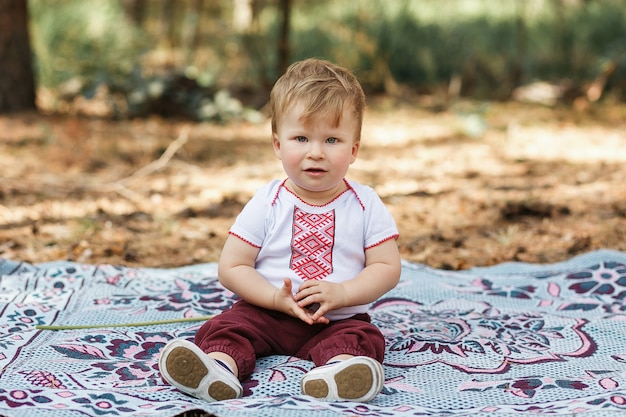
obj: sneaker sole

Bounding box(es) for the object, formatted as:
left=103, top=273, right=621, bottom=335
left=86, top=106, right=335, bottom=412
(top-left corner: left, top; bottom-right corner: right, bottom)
left=159, top=340, right=242, bottom=402
left=302, top=357, right=384, bottom=402
left=334, top=363, right=375, bottom=399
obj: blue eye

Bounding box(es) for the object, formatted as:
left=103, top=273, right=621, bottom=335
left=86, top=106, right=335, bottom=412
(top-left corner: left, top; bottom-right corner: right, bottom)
left=295, top=136, right=307, bottom=142
left=326, top=137, right=338, bottom=144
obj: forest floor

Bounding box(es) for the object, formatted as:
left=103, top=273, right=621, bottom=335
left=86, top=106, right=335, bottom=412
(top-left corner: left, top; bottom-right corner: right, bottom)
left=1, top=97, right=626, bottom=271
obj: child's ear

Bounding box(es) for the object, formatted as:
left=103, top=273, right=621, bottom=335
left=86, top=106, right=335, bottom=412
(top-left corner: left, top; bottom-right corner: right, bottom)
left=350, top=140, right=360, bottom=163
left=272, top=133, right=282, bottom=159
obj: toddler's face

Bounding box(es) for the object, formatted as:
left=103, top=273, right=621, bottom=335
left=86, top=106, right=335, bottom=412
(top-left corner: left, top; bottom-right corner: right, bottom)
left=273, top=102, right=360, bottom=203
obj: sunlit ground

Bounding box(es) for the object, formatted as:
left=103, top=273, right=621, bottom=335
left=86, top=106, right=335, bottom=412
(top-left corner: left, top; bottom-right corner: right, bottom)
left=1, top=99, right=625, bottom=269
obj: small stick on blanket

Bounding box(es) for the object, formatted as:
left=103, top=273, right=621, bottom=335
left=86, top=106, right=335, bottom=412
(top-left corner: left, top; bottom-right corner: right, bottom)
left=35, top=315, right=213, bottom=331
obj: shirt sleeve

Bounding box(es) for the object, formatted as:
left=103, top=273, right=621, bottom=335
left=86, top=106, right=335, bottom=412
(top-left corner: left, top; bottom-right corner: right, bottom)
left=228, top=182, right=278, bottom=248
left=362, top=186, right=399, bottom=249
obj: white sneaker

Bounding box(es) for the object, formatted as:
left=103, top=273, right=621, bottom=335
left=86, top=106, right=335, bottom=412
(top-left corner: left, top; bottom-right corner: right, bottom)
left=301, top=356, right=384, bottom=402
left=159, top=339, right=243, bottom=402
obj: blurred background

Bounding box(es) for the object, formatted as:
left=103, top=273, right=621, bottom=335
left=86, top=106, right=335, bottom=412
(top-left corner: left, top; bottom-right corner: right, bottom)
left=1, top=0, right=625, bottom=270
left=2, top=0, right=626, bottom=117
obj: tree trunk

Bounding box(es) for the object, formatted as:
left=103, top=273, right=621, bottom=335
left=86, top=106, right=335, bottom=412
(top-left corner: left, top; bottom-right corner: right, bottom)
left=509, top=1, right=527, bottom=96
left=122, top=0, right=147, bottom=27
left=277, top=0, right=291, bottom=76
left=0, top=0, right=36, bottom=113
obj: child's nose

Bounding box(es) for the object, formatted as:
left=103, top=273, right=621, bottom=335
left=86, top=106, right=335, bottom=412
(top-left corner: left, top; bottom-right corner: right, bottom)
left=307, top=142, right=324, bottom=158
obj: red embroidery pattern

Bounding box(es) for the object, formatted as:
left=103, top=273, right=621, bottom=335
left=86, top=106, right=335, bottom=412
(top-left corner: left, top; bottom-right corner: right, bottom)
left=290, top=208, right=335, bottom=280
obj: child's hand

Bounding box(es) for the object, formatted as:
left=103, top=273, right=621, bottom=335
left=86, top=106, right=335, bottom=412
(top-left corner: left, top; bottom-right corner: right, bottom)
left=294, top=280, right=347, bottom=322
left=273, top=278, right=329, bottom=325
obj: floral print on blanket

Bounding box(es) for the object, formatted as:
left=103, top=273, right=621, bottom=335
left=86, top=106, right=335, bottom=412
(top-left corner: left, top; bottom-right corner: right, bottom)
left=1, top=252, right=626, bottom=416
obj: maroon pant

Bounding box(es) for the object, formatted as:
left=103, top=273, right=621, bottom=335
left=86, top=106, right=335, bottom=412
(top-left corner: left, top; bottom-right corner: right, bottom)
left=194, top=300, right=385, bottom=380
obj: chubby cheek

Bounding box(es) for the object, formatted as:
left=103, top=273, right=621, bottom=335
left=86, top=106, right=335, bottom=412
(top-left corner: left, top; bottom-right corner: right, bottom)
left=280, top=150, right=303, bottom=170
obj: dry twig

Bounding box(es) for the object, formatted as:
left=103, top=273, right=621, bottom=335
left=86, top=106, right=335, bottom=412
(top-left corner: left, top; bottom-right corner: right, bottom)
left=118, top=125, right=191, bottom=186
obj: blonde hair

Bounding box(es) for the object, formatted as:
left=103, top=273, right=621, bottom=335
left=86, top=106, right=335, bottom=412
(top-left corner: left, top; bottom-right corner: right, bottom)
left=270, top=58, right=365, bottom=142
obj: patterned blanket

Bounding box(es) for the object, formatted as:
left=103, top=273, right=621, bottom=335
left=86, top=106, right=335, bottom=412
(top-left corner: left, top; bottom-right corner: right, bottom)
left=1, top=250, right=626, bottom=417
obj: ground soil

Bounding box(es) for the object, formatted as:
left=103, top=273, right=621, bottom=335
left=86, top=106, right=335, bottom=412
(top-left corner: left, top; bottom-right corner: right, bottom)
left=1, top=98, right=626, bottom=271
